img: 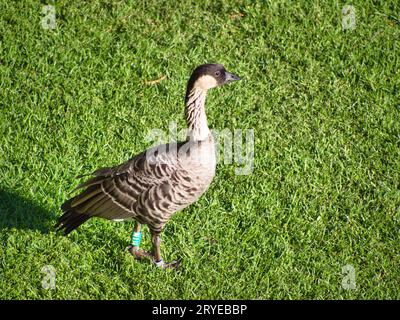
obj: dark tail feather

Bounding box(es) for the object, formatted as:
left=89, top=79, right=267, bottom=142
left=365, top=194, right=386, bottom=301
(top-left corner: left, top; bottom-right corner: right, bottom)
left=56, top=198, right=91, bottom=235
left=57, top=173, right=110, bottom=235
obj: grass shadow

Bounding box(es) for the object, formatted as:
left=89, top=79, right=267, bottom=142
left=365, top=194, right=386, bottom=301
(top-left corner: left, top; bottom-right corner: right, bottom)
left=0, top=188, right=54, bottom=233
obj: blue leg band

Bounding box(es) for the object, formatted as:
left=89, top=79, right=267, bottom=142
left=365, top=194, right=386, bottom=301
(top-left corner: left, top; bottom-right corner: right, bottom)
left=131, top=231, right=142, bottom=247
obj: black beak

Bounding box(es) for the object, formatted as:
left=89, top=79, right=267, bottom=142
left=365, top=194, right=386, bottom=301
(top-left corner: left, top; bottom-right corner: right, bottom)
left=225, top=71, right=241, bottom=83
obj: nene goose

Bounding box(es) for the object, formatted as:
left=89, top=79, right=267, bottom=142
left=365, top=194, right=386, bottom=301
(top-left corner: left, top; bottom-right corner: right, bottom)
left=56, top=63, right=240, bottom=268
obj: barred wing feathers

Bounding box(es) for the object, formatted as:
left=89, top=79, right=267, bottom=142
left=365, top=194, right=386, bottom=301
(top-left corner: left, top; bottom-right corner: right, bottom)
left=56, top=144, right=181, bottom=235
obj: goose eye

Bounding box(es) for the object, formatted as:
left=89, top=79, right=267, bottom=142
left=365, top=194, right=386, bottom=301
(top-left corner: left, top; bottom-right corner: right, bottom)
left=215, top=71, right=221, bottom=77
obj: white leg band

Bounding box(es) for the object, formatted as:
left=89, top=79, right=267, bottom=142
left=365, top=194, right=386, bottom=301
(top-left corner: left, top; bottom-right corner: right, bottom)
left=153, top=258, right=165, bottom=267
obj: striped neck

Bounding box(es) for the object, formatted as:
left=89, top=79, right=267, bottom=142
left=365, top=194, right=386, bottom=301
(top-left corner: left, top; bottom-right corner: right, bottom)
left=185, top=88, right=209, bottom=141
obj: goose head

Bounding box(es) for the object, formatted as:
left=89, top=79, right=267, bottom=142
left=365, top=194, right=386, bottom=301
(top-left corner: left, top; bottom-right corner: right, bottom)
left=186, top=63, right=241, bottom=93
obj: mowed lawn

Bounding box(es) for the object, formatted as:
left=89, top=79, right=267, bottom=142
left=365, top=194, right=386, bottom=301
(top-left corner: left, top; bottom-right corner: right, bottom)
left=0, top=0, right=399, bottom=299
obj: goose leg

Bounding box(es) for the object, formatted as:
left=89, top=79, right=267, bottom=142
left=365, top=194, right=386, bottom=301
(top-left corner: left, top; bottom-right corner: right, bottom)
left=127, top=222, right=151, bottom=260
left=151, top=231, right=180, bottom=269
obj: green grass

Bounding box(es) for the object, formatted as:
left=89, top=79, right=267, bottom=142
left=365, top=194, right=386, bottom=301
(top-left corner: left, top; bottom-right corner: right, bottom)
left=0, top=0, right=399, bottom=299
